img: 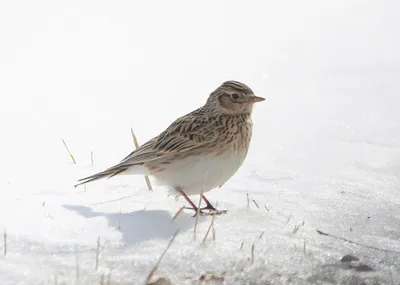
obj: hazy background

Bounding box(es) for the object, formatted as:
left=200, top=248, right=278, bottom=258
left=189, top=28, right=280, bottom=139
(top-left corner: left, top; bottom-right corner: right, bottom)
left=1, top=0, right=399, bottom=165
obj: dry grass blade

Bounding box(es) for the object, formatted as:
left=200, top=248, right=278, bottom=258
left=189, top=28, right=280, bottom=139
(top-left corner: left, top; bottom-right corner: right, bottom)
left=91, top=151, right=94, bottom=166
left=95, top=236, right=100, bottom=271
left=316, top=229, right=400, bottom=253
left=246, top=193, right=250, bottom=209
left=251, top=244, right=255, bottom=264
left=172, top=206, right=185, bottom=221
left=131, top=128, right=153, bottom=191
left=240, top=241, right=244, bottom=250
left=211, top=218, right=216, bottom=241
left=75, top=246, right=80, bottom=282
left=293, top=225, right=299, bottom=235
left=62, top=139, right=77, bottom=164
left=201, top=215, right=216, bottom=244
left=193, top=193, right=203, bottom=241
left=145, top=229, right=179, bottom=284
left=286, top=213, right=292, bottom=225
left=252, top=199, right=260, bottom=209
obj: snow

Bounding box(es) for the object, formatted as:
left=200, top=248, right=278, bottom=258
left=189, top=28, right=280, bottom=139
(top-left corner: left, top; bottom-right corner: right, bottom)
left=0, top=0, right=399, bottom=284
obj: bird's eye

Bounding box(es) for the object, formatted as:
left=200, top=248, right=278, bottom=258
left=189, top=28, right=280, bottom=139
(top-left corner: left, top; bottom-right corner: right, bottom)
left=231, top=94, right=239, bottom=100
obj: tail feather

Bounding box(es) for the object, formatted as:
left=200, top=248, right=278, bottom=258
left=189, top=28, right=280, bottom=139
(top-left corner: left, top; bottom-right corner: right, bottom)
left=74, top=165, right=129, bottom=188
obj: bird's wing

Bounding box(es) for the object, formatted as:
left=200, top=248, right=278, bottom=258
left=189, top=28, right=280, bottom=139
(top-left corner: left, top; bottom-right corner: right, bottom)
left=120, top=108, right=216, bottom=166
left=75, top=108, right=216, bottom=187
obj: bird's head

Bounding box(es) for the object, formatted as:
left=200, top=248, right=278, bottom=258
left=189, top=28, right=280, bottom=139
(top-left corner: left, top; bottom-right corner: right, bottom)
left=206, top=81, right=265, bottom=115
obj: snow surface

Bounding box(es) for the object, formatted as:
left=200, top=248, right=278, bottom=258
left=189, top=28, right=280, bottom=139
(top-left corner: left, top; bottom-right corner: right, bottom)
left=0, top=1, right=399, bottom=284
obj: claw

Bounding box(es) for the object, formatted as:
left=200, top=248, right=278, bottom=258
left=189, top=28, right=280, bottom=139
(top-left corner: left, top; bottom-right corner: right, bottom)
left=183, top=207, right=228, bottom=217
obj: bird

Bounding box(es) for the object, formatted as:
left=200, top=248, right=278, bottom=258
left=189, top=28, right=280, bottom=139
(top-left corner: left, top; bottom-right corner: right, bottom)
left=75, top=80, right=264, bottom=215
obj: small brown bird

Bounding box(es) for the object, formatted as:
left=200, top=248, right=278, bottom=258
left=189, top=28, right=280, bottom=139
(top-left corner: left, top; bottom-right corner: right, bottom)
left=76, top=81, right=264, bottom=214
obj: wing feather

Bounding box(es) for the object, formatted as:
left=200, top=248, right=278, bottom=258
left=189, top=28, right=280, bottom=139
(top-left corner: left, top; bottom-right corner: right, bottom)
left=120, top=108, right=215, bottom=165
left=75, top=108, right=216, bottom=187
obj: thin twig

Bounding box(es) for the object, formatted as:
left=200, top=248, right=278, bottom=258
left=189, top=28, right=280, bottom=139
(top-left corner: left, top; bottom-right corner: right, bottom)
left=193, top=193, right=203, bottom=241
left=240, top=241, right=244, bottom=250
left=264, top=204, right=270, bottom=211
left=251, top=244, right=255, bottom=264
left=75, top=246, right=80, bottom=282
left=131, top=129, right=153, bottom=191
left=293, top=224, right=301, bottom=235
left=316, top=229, right=400, bottom=253
left=145, top=229, right=179, bottom=284
left=201, top=215, right=216, bottom=244
left=252, top=200, right=260, bottom=209
left=172, top=206, right=185, bottom=221
left=95, top=237, right=100, bottom=271
left=62, top=139, right=77, bottom=164
left=211, top=218, right=216, bottom=241
left=286, top=213, right=292, bottom=225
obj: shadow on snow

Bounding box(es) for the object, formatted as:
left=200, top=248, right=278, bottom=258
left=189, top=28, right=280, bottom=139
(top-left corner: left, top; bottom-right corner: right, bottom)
left=63, top=205, right=202, bottom=245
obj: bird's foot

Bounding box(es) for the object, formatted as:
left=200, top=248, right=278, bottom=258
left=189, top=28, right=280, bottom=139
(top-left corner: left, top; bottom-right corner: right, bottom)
left=200, top=209, right=228, bottom=216
left=184, top=207, right=228, bottom=217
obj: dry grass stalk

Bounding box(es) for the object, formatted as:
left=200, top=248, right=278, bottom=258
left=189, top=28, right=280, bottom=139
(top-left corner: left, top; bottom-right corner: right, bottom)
left=211, top=219, right=216, bottom=241
left=293, top=224, right=301, bottom=235
left=246, top=193, right=250, bottom=209
left=91, top=151, right=94, bottom=166
left=145, top=229, right=179, bottom=284
left=62, top=139, right=77, bottom=164
left=131, top=129, right=153, bottom=191
left=264, top=204, right=270, bottom=211
left=258, top=231, right=264, bottom=240
left=95, top=236, right=100, bottom=271
left=316, top=229, right=400, bottom=253
left=251, top=244, right=255, bottom=264
left=201, top=215, right=216, bottom=244
left=75, top=246, right=80, bottom=282
left=172, top=206, right=185, bottom=221
left=240, top=241, right=244, bottom=250
left=3, top=228, right=6, bottom=256
left=286, top=213, right=292, bottom=225
left=252, top=199, right=260, bottom=209
left=193, top=193, right=203, bottom=241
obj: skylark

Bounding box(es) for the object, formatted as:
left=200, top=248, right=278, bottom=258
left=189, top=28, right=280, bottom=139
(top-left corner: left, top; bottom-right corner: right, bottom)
left=76, top=81, right=264, bottom=215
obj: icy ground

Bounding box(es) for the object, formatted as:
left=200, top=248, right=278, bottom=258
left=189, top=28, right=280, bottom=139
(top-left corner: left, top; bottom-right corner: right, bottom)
left=1, top=1, right=400, bottom=284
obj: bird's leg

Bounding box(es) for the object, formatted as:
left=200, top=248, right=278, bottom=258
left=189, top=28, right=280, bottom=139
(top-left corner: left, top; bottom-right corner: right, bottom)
left=200, top=194, right=216, bottom=211
left=177, top=189, right=228, bottom=216
left=178, top=189, right=201, bottom=212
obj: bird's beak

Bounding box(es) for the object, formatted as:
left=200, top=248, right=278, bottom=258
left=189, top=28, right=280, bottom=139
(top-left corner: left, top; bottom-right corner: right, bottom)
left=251, top=96, right=265, bottom=103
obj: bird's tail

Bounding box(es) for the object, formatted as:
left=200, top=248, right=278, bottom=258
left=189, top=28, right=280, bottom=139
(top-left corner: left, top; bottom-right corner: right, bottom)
left=74, top=165, right=129, bottom=188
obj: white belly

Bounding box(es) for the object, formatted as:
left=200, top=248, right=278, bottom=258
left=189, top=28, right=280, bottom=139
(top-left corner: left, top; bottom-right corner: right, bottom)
left=152, top=150, right=248, bottom=196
